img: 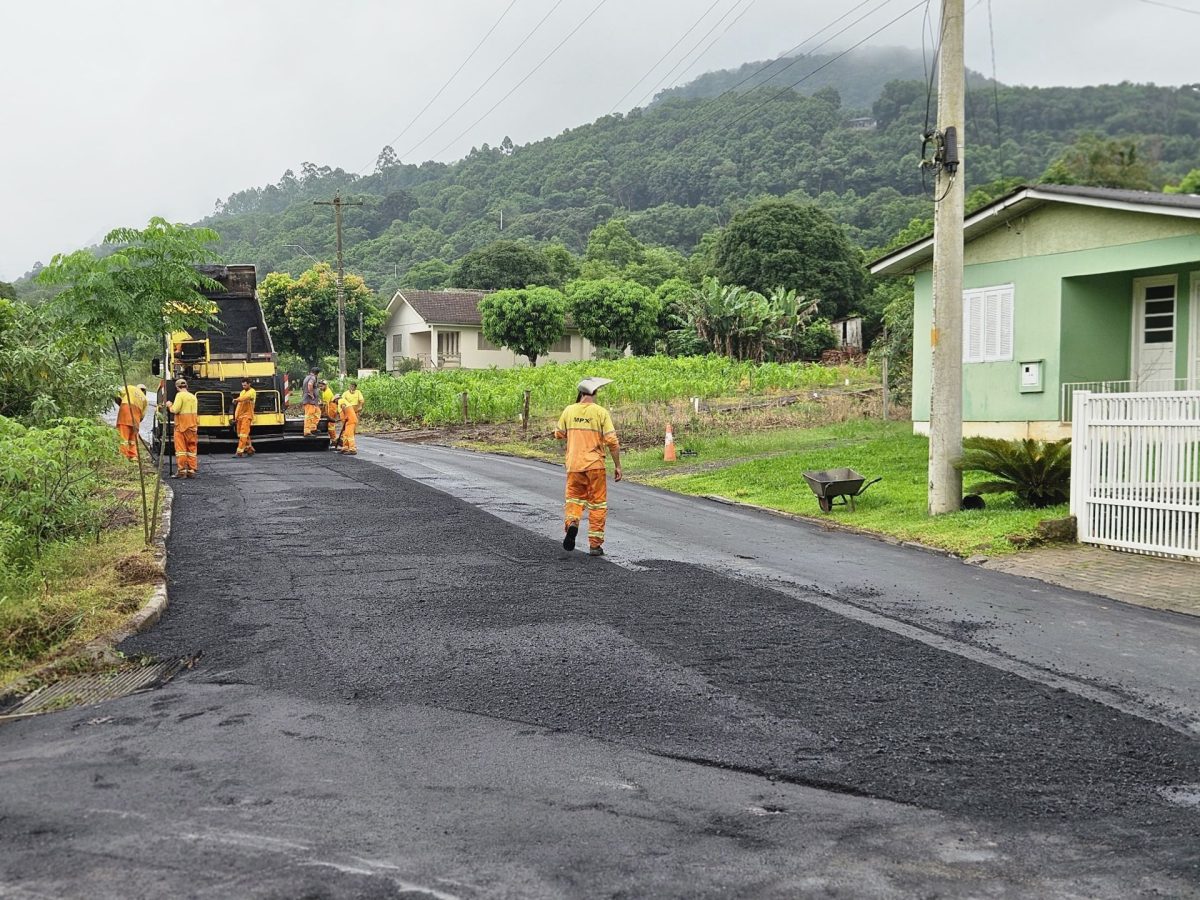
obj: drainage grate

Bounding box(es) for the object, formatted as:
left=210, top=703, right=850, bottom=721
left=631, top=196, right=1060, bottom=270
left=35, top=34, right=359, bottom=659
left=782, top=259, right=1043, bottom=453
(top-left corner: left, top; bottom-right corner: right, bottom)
left=0, top=658, right=188, bottom=719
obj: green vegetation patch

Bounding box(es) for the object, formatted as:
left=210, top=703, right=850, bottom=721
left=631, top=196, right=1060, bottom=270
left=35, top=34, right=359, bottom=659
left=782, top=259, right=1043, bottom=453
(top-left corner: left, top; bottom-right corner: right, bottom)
left=632, top=420, right=1066, bottom=557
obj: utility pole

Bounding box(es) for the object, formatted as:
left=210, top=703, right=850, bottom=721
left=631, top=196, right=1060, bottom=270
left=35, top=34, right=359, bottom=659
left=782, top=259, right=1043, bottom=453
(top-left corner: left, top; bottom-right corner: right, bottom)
left=927, top=0, right=965, bottom=515
left=314, top=193, right=363, bottom=378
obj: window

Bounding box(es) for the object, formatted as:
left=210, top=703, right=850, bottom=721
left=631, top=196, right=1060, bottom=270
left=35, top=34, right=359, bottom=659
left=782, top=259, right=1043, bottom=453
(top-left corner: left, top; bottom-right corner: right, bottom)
left=549, top=334, right=572, bottom=353
left=437, top=331, right=460, bottom=357
left=1143, top=284, right=1175, bottom=344
left=962, top=284, right=1013, bottom=363
left=477, top=331, right=499, bottom=351
left=391, top=333, right=403, bottom=354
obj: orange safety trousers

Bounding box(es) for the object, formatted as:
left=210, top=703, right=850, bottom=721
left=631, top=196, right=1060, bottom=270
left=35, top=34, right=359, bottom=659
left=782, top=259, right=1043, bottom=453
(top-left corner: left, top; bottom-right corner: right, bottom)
left=565, top=468, right=608, bottom=549
left=175, top=414, right=198, bottom=473
left=325, top=402, right=339, bottom=441
left=340, top=407, right=358, bottom=453
left=236, top=415, right=255, bottom=455
left=116, top=402, right=140, bottom=460
left=303, top=403, right=321, bottom=435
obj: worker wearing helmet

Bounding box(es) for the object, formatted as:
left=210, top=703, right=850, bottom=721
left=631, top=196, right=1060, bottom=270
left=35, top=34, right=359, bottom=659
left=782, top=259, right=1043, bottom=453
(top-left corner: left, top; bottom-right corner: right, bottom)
left=232, top=377, right=257, bottom=457
left=166, top=378, right=199, bottom=478
left=115, top=383, right=148, bottom=460
left=554, top=377, right=622, bottom=556
left=337, top=381, right=364, bottom=455
left=320, top=379, right=339, bottom=447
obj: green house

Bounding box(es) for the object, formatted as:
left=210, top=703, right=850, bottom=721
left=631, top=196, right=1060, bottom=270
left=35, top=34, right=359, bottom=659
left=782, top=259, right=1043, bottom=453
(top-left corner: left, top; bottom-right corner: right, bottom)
left=870, top=185, right=1200, bottom=439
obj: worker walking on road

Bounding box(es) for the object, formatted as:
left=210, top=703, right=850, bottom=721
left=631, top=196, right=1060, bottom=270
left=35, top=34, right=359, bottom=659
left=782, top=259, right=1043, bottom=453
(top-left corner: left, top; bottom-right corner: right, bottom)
left=232, top=377, right=257, bottom=457
left=302, top=366, right=321, bottom=436
left=320, top=379, right=339, bottom=448
left=166, top=378, right=199, bottom=478
left=115, top=383, right=148, bottom=460
left=555, top=377, right=622, bottom=556
left=338, top=381, right=364, bottom=455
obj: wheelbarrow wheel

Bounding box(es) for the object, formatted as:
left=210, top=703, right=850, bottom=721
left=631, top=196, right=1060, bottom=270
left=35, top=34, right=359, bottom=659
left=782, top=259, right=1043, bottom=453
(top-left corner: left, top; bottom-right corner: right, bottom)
left=818, top=497, right=833, bottom=513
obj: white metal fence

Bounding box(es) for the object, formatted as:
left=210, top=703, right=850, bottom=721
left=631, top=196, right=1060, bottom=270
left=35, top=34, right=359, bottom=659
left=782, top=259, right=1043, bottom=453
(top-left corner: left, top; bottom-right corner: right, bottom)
left=1070, top=391, right=1200, bottom=559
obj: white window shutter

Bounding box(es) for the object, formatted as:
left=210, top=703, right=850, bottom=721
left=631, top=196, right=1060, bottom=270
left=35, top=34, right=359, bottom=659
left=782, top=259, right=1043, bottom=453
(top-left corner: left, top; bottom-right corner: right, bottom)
left=999, top=287, right=1014, bottom=360
left=963, top=292, right=983, bottom=362
left=984, top=291, right=1001, bottom=360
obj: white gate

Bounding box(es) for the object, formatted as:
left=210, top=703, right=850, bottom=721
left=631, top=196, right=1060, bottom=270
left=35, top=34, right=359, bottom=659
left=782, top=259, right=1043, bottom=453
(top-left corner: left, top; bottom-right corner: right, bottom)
left=1070, top=391, right=1200, bottom=559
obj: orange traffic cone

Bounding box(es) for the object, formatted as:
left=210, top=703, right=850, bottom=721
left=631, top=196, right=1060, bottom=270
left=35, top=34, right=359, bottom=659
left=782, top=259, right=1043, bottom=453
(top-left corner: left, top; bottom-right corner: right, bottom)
left=663, top=422, right=677, bottom=462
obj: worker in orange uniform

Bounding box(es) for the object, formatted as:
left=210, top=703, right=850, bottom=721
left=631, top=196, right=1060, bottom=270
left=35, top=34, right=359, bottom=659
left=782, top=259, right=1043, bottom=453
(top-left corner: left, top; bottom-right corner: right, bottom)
left=337, top=381, right=364, bottom=455
left=320, top=379, right=339, bottom=448
left=232, top=377, right=257, bottom=457
left=166, top=378, right=199, bottom=478
left=302, top=367, right=321, bottom=436
left=115, top=383, right=148, bottom=460
left=554, top=377, right=622, bottom=557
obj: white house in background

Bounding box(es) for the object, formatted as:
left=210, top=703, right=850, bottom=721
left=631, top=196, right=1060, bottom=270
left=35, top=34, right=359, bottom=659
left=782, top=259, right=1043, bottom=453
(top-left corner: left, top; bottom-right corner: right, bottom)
left=384, top=288, right=598, bottom=370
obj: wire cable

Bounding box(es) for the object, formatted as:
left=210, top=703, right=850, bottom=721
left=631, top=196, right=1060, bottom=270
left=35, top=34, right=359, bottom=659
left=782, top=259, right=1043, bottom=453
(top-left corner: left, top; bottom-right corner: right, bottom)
left=401, top=0, right=569, bottom=161
left=722, top=0, right=928, bottom=131
left=987, top=0, right=1002, bottom=146
left=633, top=0, right=753, bottom=109
left=607, top=0, right=725, bottom=114
left=360, top=0, right=519, bottom=175
left=429, top=0, right=611, bottom=160
left=669, top=0, right=761, bottom=88
left=1138, top=0, right=1200, bottom=14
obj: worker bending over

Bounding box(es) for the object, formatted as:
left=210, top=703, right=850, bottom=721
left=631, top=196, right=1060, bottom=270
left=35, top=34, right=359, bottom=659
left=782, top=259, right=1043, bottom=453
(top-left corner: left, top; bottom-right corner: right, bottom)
left=320, top=379, right=339, bottom=447
left=166, top=378, right=199, bottom=478
left=554, top=377, right=622, bottom=556
left=232, top=377, right=256, bottom=457
left=115, top=383, right=148, bottom=460
left=338, top=381, right=364, bottom=455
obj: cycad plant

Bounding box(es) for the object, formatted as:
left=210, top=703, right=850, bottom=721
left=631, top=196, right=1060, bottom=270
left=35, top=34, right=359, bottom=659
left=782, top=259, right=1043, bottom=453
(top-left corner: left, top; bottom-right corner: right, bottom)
left=954, top=437, right=1072, bottom=508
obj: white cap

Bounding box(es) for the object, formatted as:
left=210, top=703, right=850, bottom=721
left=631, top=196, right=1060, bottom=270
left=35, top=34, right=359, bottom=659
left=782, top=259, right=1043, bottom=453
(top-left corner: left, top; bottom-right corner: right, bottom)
left=577, top=377, right=612, bottom=396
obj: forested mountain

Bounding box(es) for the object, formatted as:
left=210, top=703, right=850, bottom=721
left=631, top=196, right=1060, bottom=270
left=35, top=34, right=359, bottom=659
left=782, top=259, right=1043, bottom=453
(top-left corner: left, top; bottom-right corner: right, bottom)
left=24, top=49, right=1199, bottom=303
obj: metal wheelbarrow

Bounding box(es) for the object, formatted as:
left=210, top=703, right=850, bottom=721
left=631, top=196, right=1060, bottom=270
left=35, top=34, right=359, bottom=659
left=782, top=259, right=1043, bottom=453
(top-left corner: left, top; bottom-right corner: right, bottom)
left=802, top=467, right=882, bottom=512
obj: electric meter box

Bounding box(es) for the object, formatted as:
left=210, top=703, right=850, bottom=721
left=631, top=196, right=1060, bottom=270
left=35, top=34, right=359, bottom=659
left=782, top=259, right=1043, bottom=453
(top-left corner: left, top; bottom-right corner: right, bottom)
left=1019, top=360, right=1044, bottom=393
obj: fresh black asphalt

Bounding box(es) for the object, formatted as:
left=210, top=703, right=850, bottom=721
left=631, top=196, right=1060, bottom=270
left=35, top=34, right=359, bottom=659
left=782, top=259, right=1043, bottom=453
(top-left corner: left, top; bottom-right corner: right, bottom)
left=1, top=450, right=1198, bottom=898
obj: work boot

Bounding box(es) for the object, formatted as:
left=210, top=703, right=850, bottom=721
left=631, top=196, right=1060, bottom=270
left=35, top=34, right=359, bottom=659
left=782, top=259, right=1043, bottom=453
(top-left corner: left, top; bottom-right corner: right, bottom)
left=563, top=524, right=578, bottom=551
left=588, top=546, right=604, bottom=557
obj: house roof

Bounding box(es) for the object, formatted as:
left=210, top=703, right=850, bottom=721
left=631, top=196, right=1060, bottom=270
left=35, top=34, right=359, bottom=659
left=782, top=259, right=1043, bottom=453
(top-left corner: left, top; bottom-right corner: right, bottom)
left=869, top=184, right=1200, bottom=276
left=386, top=289, right=492, bottom=325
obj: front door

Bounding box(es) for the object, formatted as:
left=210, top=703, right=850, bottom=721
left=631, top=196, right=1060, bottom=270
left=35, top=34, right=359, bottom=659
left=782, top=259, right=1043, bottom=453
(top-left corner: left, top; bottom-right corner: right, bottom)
left=1132, top=276, right=1177, bottom=389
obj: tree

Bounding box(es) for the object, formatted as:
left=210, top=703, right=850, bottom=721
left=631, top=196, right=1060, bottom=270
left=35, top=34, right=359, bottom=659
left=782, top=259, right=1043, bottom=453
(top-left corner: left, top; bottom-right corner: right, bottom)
left=404, top=259, right=453, bottom=290
left=451, top=240, right=552, bottom=290
left=258, top=263, right=383, bottom=365
left=0, top=281, right=16, bottom=301
left=37, top=218, right=223, bottom=544
left=712, top=199, right=867, bottom=319
left=543, top=244, right=581, bottom=287
left=584, top=220, right=646, bottom=269
left=566, top=278, right=661, bottom=355
left=1039, top=134, right=1159, bottom=190
left=672, top=278, right=823, bottom=362
left=479, top=287, right=566, bottom=366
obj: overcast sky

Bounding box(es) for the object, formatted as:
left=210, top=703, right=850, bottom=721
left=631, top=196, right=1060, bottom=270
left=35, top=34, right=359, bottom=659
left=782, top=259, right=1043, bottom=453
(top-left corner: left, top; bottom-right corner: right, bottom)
left=1, top=0, right=1195, bottom=281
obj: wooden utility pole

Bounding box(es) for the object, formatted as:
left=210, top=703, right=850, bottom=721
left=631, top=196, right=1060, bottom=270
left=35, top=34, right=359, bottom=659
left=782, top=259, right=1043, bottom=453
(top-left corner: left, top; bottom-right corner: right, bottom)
left=314, top=193, right=363, bottom=378
left=928, top=0, right=965, bottom=515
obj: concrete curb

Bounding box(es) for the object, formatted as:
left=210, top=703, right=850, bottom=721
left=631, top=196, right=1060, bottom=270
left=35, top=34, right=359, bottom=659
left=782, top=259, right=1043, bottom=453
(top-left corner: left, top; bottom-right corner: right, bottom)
left=0, top=480, right=173, bottom=704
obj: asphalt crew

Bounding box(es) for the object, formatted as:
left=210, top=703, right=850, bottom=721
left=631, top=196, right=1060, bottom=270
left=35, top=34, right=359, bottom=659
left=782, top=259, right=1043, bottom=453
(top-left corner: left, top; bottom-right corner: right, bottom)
left=166, top=378, right=199, bottom=478
left=232, top=377, right=257, bottom=457
left=321, top=379, right=339, bottom=447
left=337, top=381, right=364, bottom=455
left=555, top=377, right=622, bottom=556
left=115, top=383, right=148, bottom=460
left=302, top=366, right=321, bottom=436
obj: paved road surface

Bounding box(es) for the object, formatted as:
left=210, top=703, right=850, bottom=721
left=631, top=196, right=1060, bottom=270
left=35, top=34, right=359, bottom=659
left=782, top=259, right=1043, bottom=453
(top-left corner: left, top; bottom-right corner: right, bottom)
left=359, top=438, right=1200, bottom=734
left=1, top=448, right=1198, bottom=898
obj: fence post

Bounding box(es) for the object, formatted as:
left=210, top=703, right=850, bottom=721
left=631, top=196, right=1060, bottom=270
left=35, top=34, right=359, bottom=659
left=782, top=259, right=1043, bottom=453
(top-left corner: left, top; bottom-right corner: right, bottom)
left=1070, top=391, right=1090, bottom=544
left=522, top=389, right=531, bottom=436
left=461, top=391, right=469, bottom=424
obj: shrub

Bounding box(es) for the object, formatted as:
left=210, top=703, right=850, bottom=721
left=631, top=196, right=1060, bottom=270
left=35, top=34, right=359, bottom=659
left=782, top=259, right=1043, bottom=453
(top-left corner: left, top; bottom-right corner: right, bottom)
left=955, top=436, right=1071, bottom=508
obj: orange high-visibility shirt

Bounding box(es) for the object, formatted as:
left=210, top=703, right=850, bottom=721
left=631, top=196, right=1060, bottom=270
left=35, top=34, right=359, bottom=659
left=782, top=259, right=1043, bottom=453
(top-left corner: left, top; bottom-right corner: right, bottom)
left=233, top=387, right=256, bottom=421
left=555, top=402, right=619, bottom=473
left=116, top=386, right=147, bottom=426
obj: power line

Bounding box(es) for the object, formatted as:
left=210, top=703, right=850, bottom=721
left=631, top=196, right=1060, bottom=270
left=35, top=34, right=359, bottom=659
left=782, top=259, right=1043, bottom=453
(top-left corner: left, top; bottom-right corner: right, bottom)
left=986, top=0, right=1002, bottom=146
left=401, top=0, right=569, bottom=161
left=359, top=0, right=519, bottom=175
left=607, top=0, right=725, bottom=114
left=634, top=0, right=752, bottom=109
left=429, top=0, right=611, bottom=160
left=669, top=0, right=761, bottom=88
left=722, top=0, right=928, bottom=131
left=1138, top=0, right=1200, bottom=14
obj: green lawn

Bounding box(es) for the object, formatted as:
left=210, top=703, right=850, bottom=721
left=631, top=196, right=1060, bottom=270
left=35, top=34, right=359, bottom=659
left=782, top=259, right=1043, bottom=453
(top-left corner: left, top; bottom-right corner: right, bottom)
left=623, top=420, right=1067, bottom=557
